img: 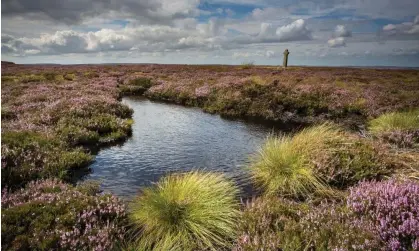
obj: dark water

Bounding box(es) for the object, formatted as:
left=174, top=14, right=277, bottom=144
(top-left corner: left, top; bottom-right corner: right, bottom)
left=85, top=97, right=291, bottom=199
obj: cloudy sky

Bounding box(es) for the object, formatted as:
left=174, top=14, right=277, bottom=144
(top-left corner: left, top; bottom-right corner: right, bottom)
left=2, top=0, right=419, bottom=66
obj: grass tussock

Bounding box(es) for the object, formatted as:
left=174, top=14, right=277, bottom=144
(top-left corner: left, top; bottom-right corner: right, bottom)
left=369, top=109, right=419, bottom=133
left=250, top=123, right=345, bottom=197
left=129, top=171, right=240, bottom=251
left=250, top=123, right=393, bottom=197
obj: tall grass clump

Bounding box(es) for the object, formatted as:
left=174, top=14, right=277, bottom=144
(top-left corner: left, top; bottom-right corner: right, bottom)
left=369, top=110, right=419, bottom=133
left=369, top=110, right=419, bottom=148
left=250, top=124, right=344, bottom=197
left=250, top=123, right=392, bottom=196
left=129, top=171, right=240, bottom=250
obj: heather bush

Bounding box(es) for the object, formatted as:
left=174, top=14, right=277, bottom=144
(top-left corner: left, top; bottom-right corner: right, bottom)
left=130, top=171, right=240, bottom=250
left=369, top=110, right=419, bottom=148
left=250, top=123, right=393, bottom=196
left=128, top=77, right=153, bottom=88
left=316, top=137, right=392, bottom=188
left=234, top=197, right=381, bottom=251
left=234, top=197, right=305, bottom=250
left=348, top=179, right=419, bottom=250
left=298, top=202, right=381, bottom=250
left=1, top=179, right=127, bottom=251
left=378, top=130, right=419, bottom=148
left=55, top=113, right=133, bottom=146
left=118, top=77, right=154, bottom=95
left=1, top=131, right=93, bottom=188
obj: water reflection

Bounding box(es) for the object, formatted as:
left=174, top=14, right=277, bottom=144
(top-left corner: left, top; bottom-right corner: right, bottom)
left=85, top=97, right=295, bottom=199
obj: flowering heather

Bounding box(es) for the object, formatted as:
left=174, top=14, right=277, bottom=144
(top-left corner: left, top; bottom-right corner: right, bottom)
left=1, top=63, right=419, bottom=250
left=234, top=197, right=381, bottom=250
left=348, top=179, right=419, bottom=250
left=2, top=179, right=127, bottom=251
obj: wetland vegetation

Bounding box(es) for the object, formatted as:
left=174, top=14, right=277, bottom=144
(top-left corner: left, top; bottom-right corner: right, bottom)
left=1, top=62, right=419, bottom=250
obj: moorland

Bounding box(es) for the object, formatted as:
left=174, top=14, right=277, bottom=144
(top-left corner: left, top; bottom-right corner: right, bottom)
left=1, top=62, right=419, bottom=250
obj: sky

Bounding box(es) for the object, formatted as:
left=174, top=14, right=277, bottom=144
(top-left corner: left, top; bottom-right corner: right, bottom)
left=1, top=0, right=419, bottom=66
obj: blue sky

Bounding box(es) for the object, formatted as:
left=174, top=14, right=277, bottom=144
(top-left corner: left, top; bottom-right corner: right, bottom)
left=2, top=0, right=419, bottom=66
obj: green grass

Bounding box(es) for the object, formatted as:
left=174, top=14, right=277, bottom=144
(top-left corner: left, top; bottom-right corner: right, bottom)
left=129, top=171, right=240, bottom=251
left=250, top=124, right=345, bottom=197
left=369, top=109, right=419, bottom=133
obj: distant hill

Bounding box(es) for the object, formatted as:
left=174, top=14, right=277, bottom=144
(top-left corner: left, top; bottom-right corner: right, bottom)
left=2, top=61, right=16, bottom=65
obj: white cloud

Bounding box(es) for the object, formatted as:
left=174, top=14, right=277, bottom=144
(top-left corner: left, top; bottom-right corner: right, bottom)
left=334, top=25, right=351, bottom=37
left=266, top=50, right=275, bottom=57
left=328, top=37, right=346, bottom=47
left=276, top=19, right=311, bottom=42
left=382, top=15, right=419, bottom=36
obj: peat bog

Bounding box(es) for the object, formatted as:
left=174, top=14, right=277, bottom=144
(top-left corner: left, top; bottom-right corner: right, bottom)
left=1, top=63, right=419, bottom=250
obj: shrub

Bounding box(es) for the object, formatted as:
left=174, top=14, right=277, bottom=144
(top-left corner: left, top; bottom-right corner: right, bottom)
left=56, top=114, right=132, bottom=146
left=129, top=171, right=240, bottom=250
left=1, top=179, right=127, bottom=251
left=348, top=179, right=419, bottom=250
left=55, top=123, right=100, bottom=146
left=1, top=131, right=93, bottom=188
left=250, top=123, right=393, bottom=196
left=234, top=197, right=305, bottom=250
left=369, top=110, right=419, bottom=148
left=298, top=202, right=381, bottom=250
left=377, top=130, right=419, bottom=148
left=234, top=197, right=380, bottom=251
left=316, top=137, right=392, bottom=188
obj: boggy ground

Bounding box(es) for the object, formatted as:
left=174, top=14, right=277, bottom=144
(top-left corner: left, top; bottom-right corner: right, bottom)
left=1, top=62, right=419, bottom=250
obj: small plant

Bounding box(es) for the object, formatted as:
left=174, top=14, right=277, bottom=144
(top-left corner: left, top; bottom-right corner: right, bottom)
left=129, top=171, right=240, bottom=250
left=348, top=179, right=419, bottom=250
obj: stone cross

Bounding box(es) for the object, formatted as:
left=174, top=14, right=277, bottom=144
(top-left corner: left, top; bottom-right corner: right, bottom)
left=283, top=49, right=290, bottom=68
